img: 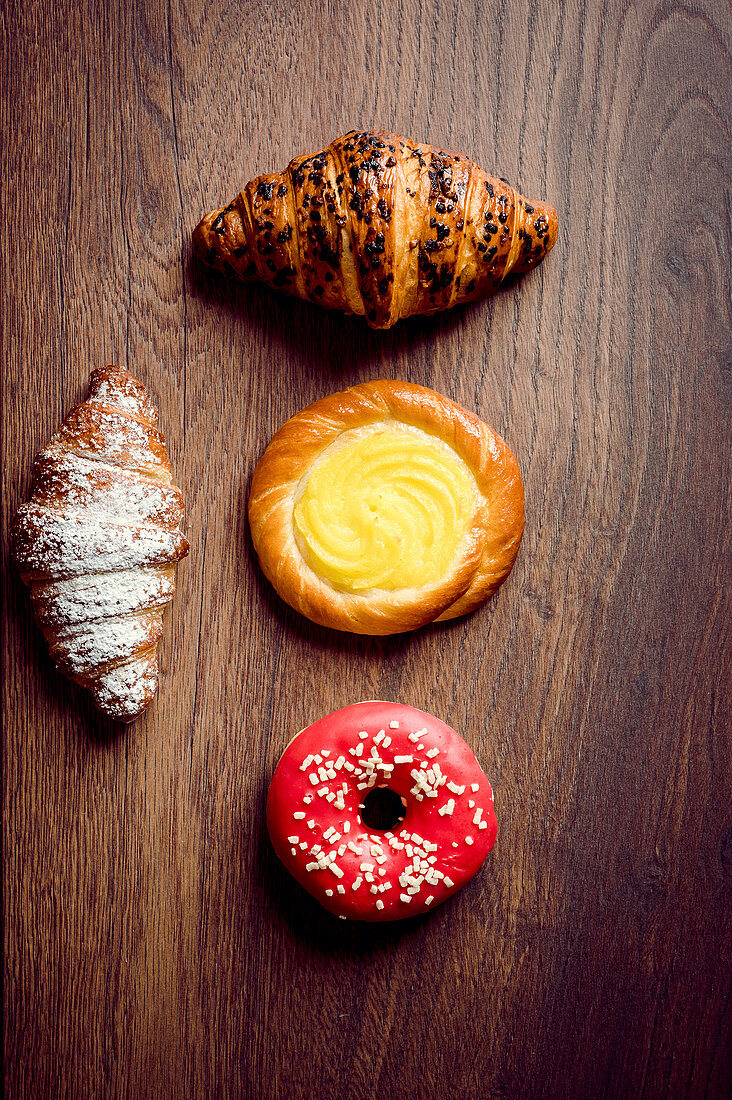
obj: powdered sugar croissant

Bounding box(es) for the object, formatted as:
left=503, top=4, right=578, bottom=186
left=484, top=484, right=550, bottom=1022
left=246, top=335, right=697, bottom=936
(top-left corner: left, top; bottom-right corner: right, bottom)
left=193, top=128, right=558, bottom=328
left=11, top=367, right=189, bottom=721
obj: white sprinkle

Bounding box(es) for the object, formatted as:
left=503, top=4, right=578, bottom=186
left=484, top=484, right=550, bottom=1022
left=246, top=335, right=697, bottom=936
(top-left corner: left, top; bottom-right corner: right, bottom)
left=452, top=842, right=459, bottom=848
left=394, top=755, right=413, bottom=764
left=338, top=845, right=346, bottom=855
left=309, top=774, right=319, bottom=786
left=352, top=877, right=363, bottom=891
left=334, top=755, right=345, bottom=770
left=337, top=885, right=346, bottom=894
left=300, top=755, right=314, bottom=772
left=326, top=793, right=336, bottom=803
left=343, top=760, right=355, bottom=772
left=374, top=730, right=385, bottom=745
left=389, top=720, right=399, bottom=729
left=347, top=842, right=362, bottom=854
left=329, top=863, right=344, bottom=878
left=376, top=899, right=385, bottom=910
left=343, top=821, right=350, bottom=834
left=468, top=800, right=475, bottom=808
left=425, top=895, right=434, bottom=906
left=317, top=786, right=328, bottom=796
left=290, top=848, right=297, bottom=856
left=382, top=736, right=392, bottom=748
left=303, top=794, right=314, bottom=804
left=324, top=827, right=335, bottom=840
left=299, top=842, right=308, bottom=850
left=438, top=799, right=456, bottom=817
left=408, top=731, right=421, bottom=742
left=365, top=872, right=374, bottom=882
left=305, top=862, right=319, bottom=872
left=443, top=876, right=454, bottom=888
left=307, top=819, right=316, bottom=829
left=399, top=893, right=412, bottom=904
left=382, top=882, right=392, bottom=891
left=338, top=915, right=347, bottom=920
left=325, top=889, right=333, bottom=897
left=358, top=731, right=368, bottom=740
left=465, top=836, right=474, bottom=846
left=370, top=885, right=379, bottom=894
left=321, top=750, right=330, bottom=757
left=287, top=835, right=299, bottom=844
left=360, top=862, right=375, bottom=872
left=473, top=808, right=483, bottom=825
left=479, top=821, right=488, bottom=830
left=293, top=812, right=306, bottom=820
left=426, top=747, right=440, bottom=758
left=471, top=783, right=480, bottom=792
left=447, top=781, right=465, bottom=795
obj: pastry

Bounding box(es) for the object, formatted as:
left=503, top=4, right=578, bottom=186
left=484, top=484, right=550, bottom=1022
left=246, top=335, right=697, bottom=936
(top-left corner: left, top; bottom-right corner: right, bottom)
left=248, top=380, right=524, bottom=634
left=193, top=128, right=558, bottom=328
left=267, top=701, right=498, bottom=921
left=10, top=366, right=189, bottom=721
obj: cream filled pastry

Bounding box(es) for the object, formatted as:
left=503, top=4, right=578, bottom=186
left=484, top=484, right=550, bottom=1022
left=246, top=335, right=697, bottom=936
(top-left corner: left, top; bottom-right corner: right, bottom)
left=248, top=380, right=524, bottom=634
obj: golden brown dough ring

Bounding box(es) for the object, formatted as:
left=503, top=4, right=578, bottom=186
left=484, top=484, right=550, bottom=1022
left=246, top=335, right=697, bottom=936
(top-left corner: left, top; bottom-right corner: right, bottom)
left=248, top=380, right=524, bottom=635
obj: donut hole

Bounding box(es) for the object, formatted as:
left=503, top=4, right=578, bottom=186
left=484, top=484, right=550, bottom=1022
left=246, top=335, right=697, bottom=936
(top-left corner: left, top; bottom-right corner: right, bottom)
left=360, top=786, right=407, bottom=832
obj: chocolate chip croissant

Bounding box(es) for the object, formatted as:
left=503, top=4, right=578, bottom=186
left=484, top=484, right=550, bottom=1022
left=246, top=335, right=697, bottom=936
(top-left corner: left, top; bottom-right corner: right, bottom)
left=193, top=129, right=558, bottom=329
left=10, top=367, right=189, bottom=721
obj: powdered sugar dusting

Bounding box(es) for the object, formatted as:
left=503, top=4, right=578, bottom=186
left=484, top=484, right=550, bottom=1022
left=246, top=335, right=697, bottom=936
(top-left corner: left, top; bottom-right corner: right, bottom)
left=10, top=367, right=188, bottom=721
left=13, top=505, right=187, bottom=580
left=91, top=651, right=159, bottom=722
left=33, top=452, right=181, bottom=526
left=49, top=610, right=163, bottom=674
left=32, top=567, right=176, bottom=626
left=48, top=405, right=168, bottom=476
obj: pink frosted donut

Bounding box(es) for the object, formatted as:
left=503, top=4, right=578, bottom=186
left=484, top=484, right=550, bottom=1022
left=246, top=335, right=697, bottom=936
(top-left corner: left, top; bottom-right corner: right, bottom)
left=267, top=701, right=497, bottom=921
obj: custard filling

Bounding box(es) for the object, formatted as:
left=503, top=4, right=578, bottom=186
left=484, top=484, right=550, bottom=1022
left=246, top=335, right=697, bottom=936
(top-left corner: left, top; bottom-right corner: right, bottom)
left=293, top=425, right=477, bottom=592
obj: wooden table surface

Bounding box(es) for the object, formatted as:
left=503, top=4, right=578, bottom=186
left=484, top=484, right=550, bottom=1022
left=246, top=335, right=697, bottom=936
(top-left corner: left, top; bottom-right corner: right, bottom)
left=3, top=1, right=731, bottom=1097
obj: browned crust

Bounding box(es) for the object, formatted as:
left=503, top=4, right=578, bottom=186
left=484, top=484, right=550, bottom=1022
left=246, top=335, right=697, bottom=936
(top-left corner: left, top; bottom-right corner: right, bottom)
left=193, top=129, right=558, bottom=329
left=248, top=380, right=524, bottom=634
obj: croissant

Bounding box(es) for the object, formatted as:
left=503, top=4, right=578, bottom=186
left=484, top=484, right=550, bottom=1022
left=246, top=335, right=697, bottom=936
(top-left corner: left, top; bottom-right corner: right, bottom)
left=10, top=367, right=189, bottom=722
left=193, top=129, right=558, bottom=329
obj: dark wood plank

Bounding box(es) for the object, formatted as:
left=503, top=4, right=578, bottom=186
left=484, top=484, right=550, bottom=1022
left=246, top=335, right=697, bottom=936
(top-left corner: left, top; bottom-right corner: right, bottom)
left=2, top=0, right=730, bottom=1097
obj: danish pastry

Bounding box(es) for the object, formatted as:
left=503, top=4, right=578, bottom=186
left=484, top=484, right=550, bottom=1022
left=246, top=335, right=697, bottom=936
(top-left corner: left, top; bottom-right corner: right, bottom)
left=248, top=380, right=524, bottom=634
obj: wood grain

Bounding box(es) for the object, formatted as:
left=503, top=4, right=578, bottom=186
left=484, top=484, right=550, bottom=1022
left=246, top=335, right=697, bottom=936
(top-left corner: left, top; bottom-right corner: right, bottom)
left=2, top=0, right=731, bottom=1097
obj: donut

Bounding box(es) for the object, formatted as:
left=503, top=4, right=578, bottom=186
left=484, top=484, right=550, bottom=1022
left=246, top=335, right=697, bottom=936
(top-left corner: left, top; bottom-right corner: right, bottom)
left=248, top=380, right=524, bottom=634
left=266, top=701, right=498, bottom=921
